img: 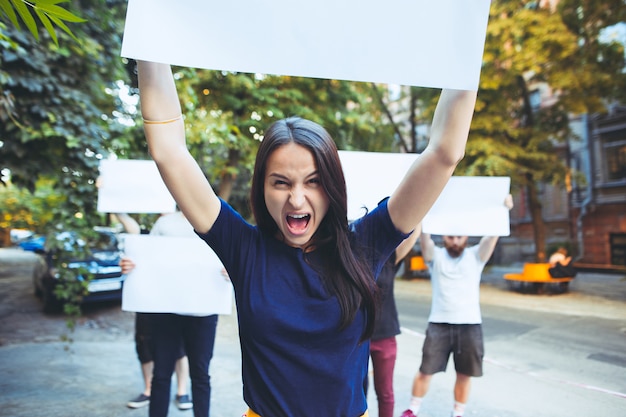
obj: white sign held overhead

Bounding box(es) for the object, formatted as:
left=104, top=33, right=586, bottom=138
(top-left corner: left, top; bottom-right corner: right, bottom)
left=339, top=150, right=419, bottom=221
left=338, top=150, right=511, bottom=236
left=121, top=0, right=491, bottom=90
left=421, top=176, right=512, bottom=237
left=97, top=159, right=176, bottom=214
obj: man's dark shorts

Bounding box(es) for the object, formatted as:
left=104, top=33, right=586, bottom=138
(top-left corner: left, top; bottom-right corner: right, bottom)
left=419, top=322, right=484, bottom=377
left=135, top=313, right=185, bottom=364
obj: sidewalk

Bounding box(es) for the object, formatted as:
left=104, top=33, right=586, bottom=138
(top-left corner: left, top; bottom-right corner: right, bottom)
left=396, top=260, right=626, bottom=321
left=481, top=264, right=626, bottom=320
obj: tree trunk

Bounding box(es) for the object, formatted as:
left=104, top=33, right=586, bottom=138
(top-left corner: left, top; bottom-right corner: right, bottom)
left=217, top=148, right=240, bottom=202
left=409, top=87, right=418, bottom=153
left=369, top=83, right=408, bottom=153
left=518, top=76, right=546, bottom=262
left=218, top=176, right=233, bottom=203
left=0, top=228, right=11, bottom=247
left=525, top=174, right=547, bottom=262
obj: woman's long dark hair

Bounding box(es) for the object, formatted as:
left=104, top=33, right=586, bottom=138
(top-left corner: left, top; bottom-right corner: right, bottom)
left=250, top=117, right=377, bottom=340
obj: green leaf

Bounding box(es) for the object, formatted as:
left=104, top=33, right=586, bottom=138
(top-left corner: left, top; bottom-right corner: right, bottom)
left=0, top=0, right=20, bottom=27
left=48, top=13, right=78, bottom=42
left=36, top=0, right=71, bottom=5
left=34, top=8, right=58, bottom=46
left=0, top=0, right=85, bottom=44
left=35, top=3, right=86, bottom=23
left=12, top=0, right=39, bottom=40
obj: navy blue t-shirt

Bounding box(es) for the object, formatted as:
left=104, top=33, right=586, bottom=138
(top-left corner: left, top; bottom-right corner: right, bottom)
left=197, top=198, right=406, bottom=417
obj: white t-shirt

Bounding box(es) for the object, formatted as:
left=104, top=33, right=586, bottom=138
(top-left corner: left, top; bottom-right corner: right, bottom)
left=150, top=211, right=195, bottom=237
left=427, top=245, right=486, bottom=324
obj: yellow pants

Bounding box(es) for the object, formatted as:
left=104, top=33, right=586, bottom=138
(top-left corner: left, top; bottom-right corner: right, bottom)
left=245, top=409, right=369, bottom=417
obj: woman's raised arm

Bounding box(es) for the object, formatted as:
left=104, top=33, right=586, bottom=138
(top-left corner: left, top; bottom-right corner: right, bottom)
left=137, top=60, right=221, bottom=233
left=388, top=89, right=477, bottom=234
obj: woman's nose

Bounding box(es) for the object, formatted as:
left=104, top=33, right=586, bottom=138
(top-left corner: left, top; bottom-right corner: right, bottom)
left=289, top=186, right=305, bottom=207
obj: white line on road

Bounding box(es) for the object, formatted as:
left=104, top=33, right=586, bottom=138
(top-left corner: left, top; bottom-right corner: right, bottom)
left=399, top=326, right=626, bottom=400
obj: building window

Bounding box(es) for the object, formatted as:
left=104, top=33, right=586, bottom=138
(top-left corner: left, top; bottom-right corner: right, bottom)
left=603, top=128, right=626, bottom=182
left=606, top=144, right=626, bottom=181
left=610, top=233, right=626, bottom=266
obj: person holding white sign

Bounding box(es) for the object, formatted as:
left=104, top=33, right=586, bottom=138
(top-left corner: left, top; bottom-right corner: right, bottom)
left=136, top=59, right=477, bottom=417
left=400, top=195, right=513, bottom=417
left=112, top=213, right=192, bottom=412
left=121, top=212, right=218, bottom=417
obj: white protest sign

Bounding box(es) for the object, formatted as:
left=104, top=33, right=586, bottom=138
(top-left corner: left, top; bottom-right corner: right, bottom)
left=121, top=234, right=233, bottom=315
left=97, top=159, right=176, bottom=214
left=339, top=150, right=511, bottom=236
left=421, top=176, right=511, bottom=237
left=121, top=0, right=491, bottom=90
left=339, top=150, right=418, bottom=221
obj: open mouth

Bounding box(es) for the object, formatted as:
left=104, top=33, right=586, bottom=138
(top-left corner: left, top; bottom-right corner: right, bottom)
left=286, top=213, right=311, bottom=234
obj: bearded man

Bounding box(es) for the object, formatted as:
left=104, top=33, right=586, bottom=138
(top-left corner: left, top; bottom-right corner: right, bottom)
left=400, top=195, right=513, bottom=417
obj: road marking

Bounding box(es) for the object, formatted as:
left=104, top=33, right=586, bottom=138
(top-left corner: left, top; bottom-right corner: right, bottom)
left=400, top=326, right=626, bottom=399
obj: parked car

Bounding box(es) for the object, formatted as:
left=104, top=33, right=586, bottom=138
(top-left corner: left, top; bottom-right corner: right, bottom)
left=33, top=227, right=124, bottom=313
left=18, top=235, right=46, bottom=252
left=10, top=228, right=34, bottom=244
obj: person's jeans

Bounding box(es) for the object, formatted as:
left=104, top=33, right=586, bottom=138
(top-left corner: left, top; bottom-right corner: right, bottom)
left=369, top=336, right=398, bottom=417
left=149, top=313, right=218, bottom=417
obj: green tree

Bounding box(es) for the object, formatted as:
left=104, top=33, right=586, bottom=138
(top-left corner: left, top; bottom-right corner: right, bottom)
left=0, top=177, right=63, bottom=234
left=455, top=0, right=625, bottom=261
left=371, top=85, right=440, bottom=154
left=0, top=0, right=136, bottom=320
left=1, top=0, right=133, bottom=196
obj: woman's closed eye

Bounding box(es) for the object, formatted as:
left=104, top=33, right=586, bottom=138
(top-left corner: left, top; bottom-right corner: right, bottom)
left=272, top=179, right=290, bottom=188
left=306, top=177, right=321, bottom=187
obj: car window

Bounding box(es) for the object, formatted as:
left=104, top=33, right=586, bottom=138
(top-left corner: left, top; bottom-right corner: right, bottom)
left=89, top=232, right=118, bottom=251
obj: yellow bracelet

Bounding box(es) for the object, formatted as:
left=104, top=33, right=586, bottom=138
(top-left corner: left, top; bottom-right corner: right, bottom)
left=142, top=115, right=183, bottom=125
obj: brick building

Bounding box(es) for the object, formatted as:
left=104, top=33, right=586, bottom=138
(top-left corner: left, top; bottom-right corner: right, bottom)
left=502, top=107, right=626, bottom=270
left=570, top=107, right=626, bottom=268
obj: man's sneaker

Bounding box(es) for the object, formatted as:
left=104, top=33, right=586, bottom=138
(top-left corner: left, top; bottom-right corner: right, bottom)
left=175, top=394, right=193, bottom=410
left=127, top=393, right=150, bottom=409
left=400, top=410, right=418, bottom=417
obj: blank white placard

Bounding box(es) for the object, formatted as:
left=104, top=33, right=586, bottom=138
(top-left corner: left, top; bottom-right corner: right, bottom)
left=339, top=150, right=511, bottom=236
left=121, top=0, right=491, bottom=90
left=97, top=159, right=176, bottom=214
left=421, top=176, right=511, bottom=237
left=121, top=234, right=233, bottom=315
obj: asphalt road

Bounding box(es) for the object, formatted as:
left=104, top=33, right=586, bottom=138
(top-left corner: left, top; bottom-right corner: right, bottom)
left=1, top=248, right=625, bottom=417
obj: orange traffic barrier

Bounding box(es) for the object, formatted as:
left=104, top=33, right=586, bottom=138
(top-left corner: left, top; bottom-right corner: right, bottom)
left=403, top=255, right=429, bottom=279
left=410, top=255, right=427, bottom=272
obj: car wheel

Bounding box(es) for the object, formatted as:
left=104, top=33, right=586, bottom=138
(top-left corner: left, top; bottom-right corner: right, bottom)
left=42, top=289, right=62, bottom=314
left=32, top=257, right=47, bottom=298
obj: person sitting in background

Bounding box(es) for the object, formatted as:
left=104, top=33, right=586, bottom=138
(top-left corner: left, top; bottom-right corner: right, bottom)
left=548, top=247, right=577, bottom=278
